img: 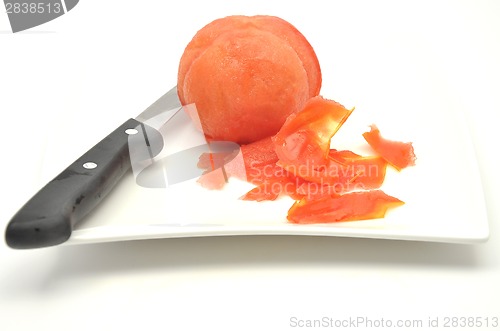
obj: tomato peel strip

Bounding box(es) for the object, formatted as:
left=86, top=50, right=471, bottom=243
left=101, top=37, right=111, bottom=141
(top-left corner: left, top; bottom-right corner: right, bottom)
left=272, top=96, right=353, bottom=175
left=197, top=137, right=279, bottom=189
left=196, top=97, right=412, bottom=224
left=287, top=190, right=404, bottom=224
left=362, top=124, right=416, bottom=171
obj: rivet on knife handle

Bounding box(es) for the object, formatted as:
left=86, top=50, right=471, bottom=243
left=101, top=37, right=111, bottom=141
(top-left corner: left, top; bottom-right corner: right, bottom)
left=5, top=119, right=163, bottom=249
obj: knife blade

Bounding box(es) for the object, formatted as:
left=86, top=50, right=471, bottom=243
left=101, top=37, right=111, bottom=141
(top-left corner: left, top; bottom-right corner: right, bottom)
left=5, top=86, right=181, bottom=249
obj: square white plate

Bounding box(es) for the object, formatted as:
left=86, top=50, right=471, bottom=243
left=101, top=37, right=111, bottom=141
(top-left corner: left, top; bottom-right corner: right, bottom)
left=42, top=78, right=489, bottom=245
left=34, top=7, right=489, bottom=246
left=57, top=106, right=488, bottom=245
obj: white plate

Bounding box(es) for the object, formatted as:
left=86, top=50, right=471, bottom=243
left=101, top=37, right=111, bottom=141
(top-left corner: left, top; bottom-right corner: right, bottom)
left=37, top=12, right=489, bottom=246
left=42, top=86, right=489, bottom=245
left=59, top=108, right=487, bottom=245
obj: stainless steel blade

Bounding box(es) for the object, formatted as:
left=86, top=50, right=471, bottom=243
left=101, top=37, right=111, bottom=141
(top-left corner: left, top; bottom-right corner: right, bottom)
left=135, top=85, right=182, bottom=126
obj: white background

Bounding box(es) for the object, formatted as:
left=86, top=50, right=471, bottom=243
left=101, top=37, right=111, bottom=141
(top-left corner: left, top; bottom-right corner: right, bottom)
left=1, top=1, right=499, bottom=330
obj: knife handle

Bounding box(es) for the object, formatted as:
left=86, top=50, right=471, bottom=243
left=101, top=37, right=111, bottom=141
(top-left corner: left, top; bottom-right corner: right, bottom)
left=5, top=118, right=163, bottom=249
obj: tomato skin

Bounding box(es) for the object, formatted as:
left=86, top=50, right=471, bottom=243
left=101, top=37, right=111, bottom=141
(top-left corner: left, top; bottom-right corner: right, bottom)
left=269, top=96, right=386, bottom=195
left=327, top=150, right=388, bottom=190
left=272, top=96, right=353, bottom=175
left=241, top=175, right=304, bottom=201
left=287, top=190, right=404, bottom=224
left=197, top=100, right=411, bottom=223
left=197, top=167, right=228, bottom=190
left=197, top=137, right=279, bottom=189
left=237, top=99, right=388, bottom=201
left=362, top=125, right=416, bottom=171
left=240, top=137, right=280, bottom=185
left=289, top=150, right=388, bottom=194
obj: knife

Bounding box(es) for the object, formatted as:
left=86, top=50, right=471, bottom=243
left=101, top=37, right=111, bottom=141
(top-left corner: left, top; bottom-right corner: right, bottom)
left=5, top=86, right=182, bottom=249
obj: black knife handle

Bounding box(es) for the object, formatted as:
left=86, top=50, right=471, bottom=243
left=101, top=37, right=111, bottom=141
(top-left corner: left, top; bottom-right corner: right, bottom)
left=5, top=118, right=163, bottom=249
